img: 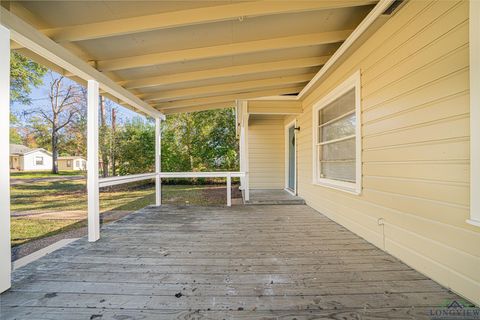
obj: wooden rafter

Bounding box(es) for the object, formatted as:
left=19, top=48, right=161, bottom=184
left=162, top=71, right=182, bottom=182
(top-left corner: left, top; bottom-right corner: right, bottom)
left=0, top=6, right=163, bottom=118
left=41, top=1, right=374, bottom=42
left=162, top=102, right=237, bottom=115
left=121, top=56, right=330, bottom=90
left=97, top=30, right=352, bottom=72
left=142, top=73, right=315, bottom=102
left=156, top=85, right=304, bottom=111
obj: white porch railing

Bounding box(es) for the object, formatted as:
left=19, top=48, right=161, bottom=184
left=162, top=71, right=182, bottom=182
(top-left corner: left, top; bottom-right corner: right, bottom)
left=99, top=173, right=157, bottom=188
left=98, top=171, right=248, bottom=207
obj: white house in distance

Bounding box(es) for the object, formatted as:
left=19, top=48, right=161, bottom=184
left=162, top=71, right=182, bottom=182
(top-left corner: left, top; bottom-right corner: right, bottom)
left=10, top=144, right=86, bottom=171
left=58, top=156, right=86, bottom=171
left=9, top=144, right=52, bottom=171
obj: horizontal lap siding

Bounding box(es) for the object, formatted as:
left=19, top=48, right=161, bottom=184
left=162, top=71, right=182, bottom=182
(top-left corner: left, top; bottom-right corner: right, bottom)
left=248, top=117, right=285, bottom=189
left=299, top=0, right=479, bottom=304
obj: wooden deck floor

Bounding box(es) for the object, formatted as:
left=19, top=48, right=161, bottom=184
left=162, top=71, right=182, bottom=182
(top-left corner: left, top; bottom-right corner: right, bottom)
left=1, top=204, right=461, bottom=319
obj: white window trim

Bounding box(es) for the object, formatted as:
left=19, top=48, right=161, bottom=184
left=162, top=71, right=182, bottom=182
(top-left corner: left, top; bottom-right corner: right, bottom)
left=35, top=156, right=44, bottom=166
left=311, top=70, right=362, bottom=195
left=468, top=0, right=480, bottom=227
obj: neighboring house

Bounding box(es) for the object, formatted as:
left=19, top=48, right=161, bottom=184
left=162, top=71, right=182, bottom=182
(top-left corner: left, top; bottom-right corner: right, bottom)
left=9, top=144, right=52, bottom=171
left=58, top=156, right=86, bottom=171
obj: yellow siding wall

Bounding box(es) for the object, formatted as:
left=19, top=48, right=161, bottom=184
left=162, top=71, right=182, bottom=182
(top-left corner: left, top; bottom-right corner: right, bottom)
left=297, top=0, right=479, bottom=304
left=248, top=116, right=285, bottom=189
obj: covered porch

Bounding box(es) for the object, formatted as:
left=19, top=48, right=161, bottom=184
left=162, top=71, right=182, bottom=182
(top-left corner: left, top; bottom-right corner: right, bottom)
left=0, top=0, right=479, bottom=312
left=1, top=204, right=459, bottom=319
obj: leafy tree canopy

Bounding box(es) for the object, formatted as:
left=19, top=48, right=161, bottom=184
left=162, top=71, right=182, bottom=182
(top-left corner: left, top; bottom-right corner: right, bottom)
left=10, top=51, right=47, bottom=105
left=112, top=108, right=239, bottom=177
left=10, top=114, right=22, bottom=144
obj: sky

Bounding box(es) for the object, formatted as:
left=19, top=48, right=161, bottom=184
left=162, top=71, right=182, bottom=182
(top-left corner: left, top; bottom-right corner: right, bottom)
left=12, top=70, right=146, bottom=126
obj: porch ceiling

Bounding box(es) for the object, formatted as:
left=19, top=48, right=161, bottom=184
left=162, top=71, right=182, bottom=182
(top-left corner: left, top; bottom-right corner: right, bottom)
left=7, top=1, right=377, bottom=114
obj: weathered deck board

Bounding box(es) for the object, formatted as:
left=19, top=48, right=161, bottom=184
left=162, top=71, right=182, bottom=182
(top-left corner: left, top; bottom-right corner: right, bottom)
left=1, top=204, right=460, bottom=319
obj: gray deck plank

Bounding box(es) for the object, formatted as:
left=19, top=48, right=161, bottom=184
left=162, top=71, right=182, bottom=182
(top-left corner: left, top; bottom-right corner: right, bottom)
left=0, top=306, right=437, bottom=320
left=1, top=204, right=461, bottom=319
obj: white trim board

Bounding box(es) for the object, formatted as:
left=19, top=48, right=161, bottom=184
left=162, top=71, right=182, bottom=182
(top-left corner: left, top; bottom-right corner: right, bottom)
left=468, top=0, right=480, bottom=228
left=13, top=238, right=79, bottom=270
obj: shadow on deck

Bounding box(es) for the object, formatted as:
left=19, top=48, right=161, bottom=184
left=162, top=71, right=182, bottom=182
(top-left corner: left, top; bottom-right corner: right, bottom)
left=1, top=204, right=461, bottom=319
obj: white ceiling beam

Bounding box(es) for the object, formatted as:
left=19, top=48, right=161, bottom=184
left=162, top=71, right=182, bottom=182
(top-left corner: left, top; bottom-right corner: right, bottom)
left=41, top=1, right=374, bottom=43
left=162, top=102, right=237, bottom=115
left=121, top=56, right=330, bottom=90
left=156, top=85, right=304, bottom=111
left=0, top=7, right=164, bottom=119
left=97, top=30, right=352, bottom=72
left=142, top=73, right=315, bottom=102
left=247, top=100, right=303, bottom=115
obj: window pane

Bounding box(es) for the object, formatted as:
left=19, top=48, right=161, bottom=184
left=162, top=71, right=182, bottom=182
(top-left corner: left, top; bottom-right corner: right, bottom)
left=321, top=138, right=355, bottom=161
left=320, top=113, right=356, bottom=141
left=318, top=88, right=355, bottom=125
left=320, top=161, right=356, bottom=182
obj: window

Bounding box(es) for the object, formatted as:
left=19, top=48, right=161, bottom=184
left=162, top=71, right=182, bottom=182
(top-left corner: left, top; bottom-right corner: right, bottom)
left=75, top=160, right=80, bottom=167
left=35, top=156, right=44, bottom=166
left=66, top=160, right=72, bottom=167
left=312, top=71, right=361, bottom=194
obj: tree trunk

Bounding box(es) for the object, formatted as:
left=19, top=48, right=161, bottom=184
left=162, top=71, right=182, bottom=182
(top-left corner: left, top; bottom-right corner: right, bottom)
left=110, top=108, right=117, bottom=176
left=51, top=127, right=59, bottom=174
left=100, top=96, right=109, bottom=177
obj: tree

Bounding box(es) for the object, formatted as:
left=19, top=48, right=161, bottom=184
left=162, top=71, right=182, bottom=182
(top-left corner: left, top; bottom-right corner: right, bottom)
left=28, top=73, right=84, bottom=173
left=9, top=114, right=23, bottom=144
left=10, top=51, right=47, bottom=104
left=110, top=107, right=118, bottom=176
left=10, top=51, right=47, bottom=144
left=161, top=108, right=239, bottom=173
left=24, top=116, right=51, bottom=149
left=116, top=119, right=155, bottom=175
left=99, top=96, right=109, bottom=177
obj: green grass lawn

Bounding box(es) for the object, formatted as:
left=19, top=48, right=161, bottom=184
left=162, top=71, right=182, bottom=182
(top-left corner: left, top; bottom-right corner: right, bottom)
left=11, top=219, right=86, bottom=247
left=11, top=170, right=84, bottom=179
left=10, top=179, right=235, bottom=246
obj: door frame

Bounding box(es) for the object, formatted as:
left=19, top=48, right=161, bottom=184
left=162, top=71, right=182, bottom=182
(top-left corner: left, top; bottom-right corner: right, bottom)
left=285, top=119, right=297, bottom=195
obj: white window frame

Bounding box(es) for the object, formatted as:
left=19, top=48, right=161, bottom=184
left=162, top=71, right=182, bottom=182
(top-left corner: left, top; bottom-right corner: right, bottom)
left=312, top=70, right=361, bottom=195
left=35, top=156, right=44, bottom=166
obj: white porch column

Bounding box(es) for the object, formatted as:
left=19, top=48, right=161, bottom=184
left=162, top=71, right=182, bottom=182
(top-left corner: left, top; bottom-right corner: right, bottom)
left=87, top=80, right=100, bottom=242
left=0, top=25, right=12, bottom=293
left=242, top=102, right=250, bottom=202
left=155, top=117, right=162, bottom=206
